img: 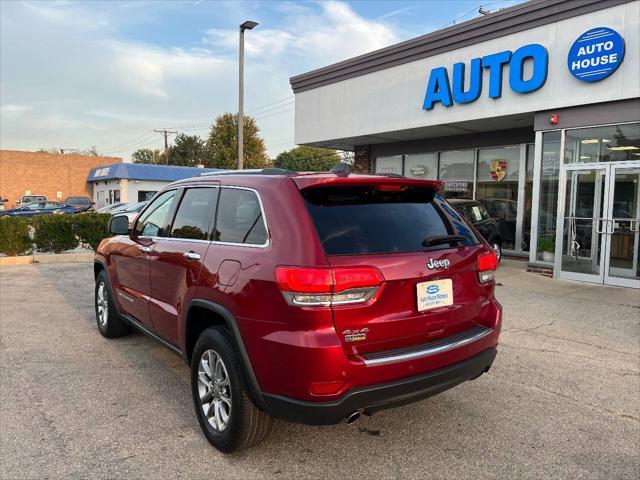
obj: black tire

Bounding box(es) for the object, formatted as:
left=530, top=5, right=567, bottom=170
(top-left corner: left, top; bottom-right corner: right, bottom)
left=191, top=327, right=273, bottom=453
left=95, top=270, right=130, bottom=338
left=492, top=241, right=502, bottom=262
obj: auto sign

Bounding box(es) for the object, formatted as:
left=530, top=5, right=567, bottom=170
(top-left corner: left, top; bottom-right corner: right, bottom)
left=568, top=27, right=625, bottom=83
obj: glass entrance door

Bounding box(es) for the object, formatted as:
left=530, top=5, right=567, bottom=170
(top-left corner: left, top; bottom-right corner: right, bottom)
left=604, top=165, right=640, bottom=288
left=557, top=166, right=608, bottom=283
left=557, top=162, right=640, bottom=287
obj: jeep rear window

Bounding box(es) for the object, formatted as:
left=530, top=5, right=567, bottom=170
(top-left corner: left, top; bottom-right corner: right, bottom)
left=302, top=186, right=479, bottom=255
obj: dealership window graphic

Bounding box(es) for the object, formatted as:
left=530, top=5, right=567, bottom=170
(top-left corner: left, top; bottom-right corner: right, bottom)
left=568, top=27, right=625, bottom=82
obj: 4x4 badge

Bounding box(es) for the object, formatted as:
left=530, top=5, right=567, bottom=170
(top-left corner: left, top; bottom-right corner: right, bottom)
left=343, top=328, right=369, bottom=342
left=427, top=258, right=450, bottom=269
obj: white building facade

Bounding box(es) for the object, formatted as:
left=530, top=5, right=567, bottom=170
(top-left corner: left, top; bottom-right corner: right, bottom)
left=88, top=164, right=219, bottom=208
left=291, top=0, right=640, bottom=288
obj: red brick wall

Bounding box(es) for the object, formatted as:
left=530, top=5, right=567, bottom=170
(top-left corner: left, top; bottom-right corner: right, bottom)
left=352, top=146, right=372, bottom=173
left=0, top=150, right=122, bottom=206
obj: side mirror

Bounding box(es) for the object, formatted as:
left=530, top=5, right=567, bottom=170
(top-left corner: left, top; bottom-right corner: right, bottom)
left=109, top=215, right=130, bottom=235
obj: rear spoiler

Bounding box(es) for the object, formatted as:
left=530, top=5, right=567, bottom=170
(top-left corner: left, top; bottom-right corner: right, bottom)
left=291, top=176, right=442, bottom=191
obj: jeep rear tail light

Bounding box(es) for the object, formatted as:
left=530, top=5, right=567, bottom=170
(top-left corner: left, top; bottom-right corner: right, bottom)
left=477, top=250, right=499, bottom=284
left=275, top=266, right=384, bottom=307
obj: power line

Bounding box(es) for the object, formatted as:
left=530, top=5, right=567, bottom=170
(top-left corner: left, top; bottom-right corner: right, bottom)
left=101, top=133, right=162, bottom=155
left=253, top=105, right=294, bottom=121
left=154, top=129, right=178, bottom=164
left=246, top=96, right=294, bottom=114
left=101, top=131, right=156, bottom=154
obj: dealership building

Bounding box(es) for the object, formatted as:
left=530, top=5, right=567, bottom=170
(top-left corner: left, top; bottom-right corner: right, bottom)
left=291, top=0, right=640, bottom=288
left=87, top=163, right=218, bottom=208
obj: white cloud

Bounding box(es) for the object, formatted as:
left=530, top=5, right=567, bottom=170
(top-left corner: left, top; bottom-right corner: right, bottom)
left=204, top=1, right=398, bottom=71
left=1, top=1, right=400, bottom=159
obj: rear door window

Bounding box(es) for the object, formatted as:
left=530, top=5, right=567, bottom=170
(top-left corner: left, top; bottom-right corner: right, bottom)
left=170, top=188, right=217, bottom=240
left=302, top=186, right=478, bottom=255
left=213, top=188, right=267, bottom=245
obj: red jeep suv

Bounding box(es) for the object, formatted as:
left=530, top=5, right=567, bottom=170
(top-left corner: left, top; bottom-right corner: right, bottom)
left=94, top=169, right=501, bottom=453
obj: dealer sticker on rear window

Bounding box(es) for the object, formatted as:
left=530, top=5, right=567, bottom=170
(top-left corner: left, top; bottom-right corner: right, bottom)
left=417, top=279, right=453, bottom=311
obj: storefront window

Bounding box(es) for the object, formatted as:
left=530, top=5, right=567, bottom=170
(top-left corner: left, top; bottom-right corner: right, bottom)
left=522, top=144, right=534, bottom=251
left=375, top=155, right=403, bottom=175
left=439, top=150, right=474, bottom=199
left=564, top=123, right=640, bottom=163
left=537, top=131, right=561, bottom=262
left=404, top=153, right=437, bottom=180
left=476, top=146, right=520, bottom=250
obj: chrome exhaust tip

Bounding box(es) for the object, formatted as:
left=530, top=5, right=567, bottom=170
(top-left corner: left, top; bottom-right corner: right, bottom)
left=345, top=411, right=361, bottom=424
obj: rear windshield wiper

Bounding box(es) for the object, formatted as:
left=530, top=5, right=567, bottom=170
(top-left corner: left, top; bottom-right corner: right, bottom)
left=421, top=234, right=466, bottom=248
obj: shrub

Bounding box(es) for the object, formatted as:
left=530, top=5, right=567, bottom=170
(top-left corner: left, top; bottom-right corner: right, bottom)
left=538, top=235, right=555, bottom=252
left=0, top=216, right=31, bottom=255
left=72, top=213, right=112, bottom=250
left=32, top=214, right=78, bottom=253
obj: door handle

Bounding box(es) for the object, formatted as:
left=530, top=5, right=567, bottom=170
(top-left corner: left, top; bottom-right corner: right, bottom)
left=183, top=251, right=201, bottom=261
left=139, top=246, right=152, bottom=253
left=595, top=218, right=608, bottom=234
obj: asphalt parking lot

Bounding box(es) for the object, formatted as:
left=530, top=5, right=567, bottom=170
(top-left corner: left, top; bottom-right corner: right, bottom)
left=1, top=261, right=638, bottom=479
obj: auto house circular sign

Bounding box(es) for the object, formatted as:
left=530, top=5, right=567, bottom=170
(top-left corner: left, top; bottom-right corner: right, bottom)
left=410, top=165, right=429, bottom=177
left=567, top=27, right=625, bottom=82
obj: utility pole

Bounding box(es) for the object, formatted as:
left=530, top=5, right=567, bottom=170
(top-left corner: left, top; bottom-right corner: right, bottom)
left=154, top=129, right=177, bottom=164
left=238, top=20, right=258, bottom=170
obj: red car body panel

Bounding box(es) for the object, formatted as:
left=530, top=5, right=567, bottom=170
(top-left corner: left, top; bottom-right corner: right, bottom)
left=96, top=172, right=501, bottom=421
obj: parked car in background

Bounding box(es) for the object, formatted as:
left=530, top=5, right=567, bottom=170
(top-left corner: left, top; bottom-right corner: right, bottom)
left=97, top=202, right=127, bottom=213
left=17, top=194, right=46, bottom=206
left=94, top=170, right=501, bottom=453
left=449, top=199, right=503, bottom=261
left=112, top=201, right=147, bottom=228
left=64, top=196, right=94, bottom=213
left=0, top=201, right=77, bottom=218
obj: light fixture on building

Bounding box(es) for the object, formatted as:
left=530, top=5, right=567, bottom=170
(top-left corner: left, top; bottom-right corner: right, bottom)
left=608, top=146, right=639, bottom=151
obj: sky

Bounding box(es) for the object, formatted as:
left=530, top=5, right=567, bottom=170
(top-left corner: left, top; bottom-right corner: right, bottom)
left=0, top=0, right=523, bottom=161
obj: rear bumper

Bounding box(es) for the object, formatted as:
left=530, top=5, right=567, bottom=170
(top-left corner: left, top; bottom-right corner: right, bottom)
left=261, top=347, right=497, bottom=425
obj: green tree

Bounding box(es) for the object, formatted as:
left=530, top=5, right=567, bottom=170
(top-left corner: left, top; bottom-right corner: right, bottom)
left=131, top=148, right=164, bottom=164
left=274, top=146, right=342, bottom=172
left=167, top=133, right=206, bottom=166
left=205, top=113, right=268, bottom=169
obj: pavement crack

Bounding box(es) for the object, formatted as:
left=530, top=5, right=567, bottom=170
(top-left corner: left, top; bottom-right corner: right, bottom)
left=504, top=378, right=640, bottom=423
left=503, top=331, right=638, bottom=358
left=500, top=343, right=640, bottom=377
left=503, top=320, right=557, bottom=334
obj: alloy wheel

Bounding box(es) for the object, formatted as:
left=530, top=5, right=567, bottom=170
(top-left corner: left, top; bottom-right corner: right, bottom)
left=96, top=282, right=109, bottom=327
left=197, top=349, right=232, bottom=432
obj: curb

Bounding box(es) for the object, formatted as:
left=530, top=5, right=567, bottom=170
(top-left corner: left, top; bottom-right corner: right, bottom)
left=0, top=252, right=94, bottom=266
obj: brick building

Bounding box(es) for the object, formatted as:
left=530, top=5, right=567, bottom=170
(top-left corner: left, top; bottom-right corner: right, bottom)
left=0, top=150, right=122, bottom=206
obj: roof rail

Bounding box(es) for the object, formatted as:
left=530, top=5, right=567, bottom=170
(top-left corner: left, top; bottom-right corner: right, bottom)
left=200, top=168, right=297, bottom=177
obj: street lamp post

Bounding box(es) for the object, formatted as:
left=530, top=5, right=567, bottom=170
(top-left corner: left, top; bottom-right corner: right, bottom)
left=238, top=20, right=258, bottom=170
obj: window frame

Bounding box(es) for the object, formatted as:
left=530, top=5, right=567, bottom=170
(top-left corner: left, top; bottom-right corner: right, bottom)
left=133, top=189, right=179, bottom=239
left=165, top=186, right=220, bottom=243
left=210, top=186, right=270, bottom=248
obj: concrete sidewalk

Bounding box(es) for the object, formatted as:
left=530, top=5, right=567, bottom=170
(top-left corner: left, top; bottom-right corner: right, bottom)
left=0, top=261, right=638, bottom=479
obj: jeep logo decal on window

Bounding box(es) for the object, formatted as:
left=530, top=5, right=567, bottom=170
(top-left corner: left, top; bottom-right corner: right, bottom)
left=427, top=258, right=450, bottom=270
